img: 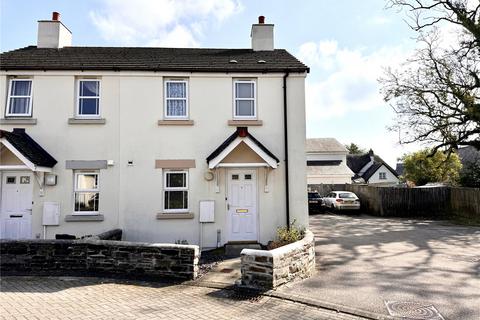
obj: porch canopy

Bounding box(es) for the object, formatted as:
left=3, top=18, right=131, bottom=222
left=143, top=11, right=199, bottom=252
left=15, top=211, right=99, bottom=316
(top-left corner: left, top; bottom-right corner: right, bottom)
left=206, top=127, right=279, bottom=169
left=0, top=128, right=57, bottom=172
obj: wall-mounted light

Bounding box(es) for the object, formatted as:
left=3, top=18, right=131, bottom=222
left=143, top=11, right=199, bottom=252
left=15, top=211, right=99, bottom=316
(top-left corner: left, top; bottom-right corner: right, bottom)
left=45, top=174, right=57, bottom=186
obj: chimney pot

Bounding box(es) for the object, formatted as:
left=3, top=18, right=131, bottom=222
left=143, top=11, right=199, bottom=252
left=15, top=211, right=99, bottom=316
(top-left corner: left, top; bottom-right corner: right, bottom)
left=52, top=12, right=60, bottom=21
left=258, top=16, right=265, bottom=24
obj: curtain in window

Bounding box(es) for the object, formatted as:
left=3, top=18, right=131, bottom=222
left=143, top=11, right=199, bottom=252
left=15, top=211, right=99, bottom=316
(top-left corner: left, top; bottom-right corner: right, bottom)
left=9, top=80, right=32, bottom=115
left=167, top=82, right=186, bottom=98
left=166, top=82, right=187, bottom=116
left=11, top=80, right=31, bottom=96
left=80, top=81, right=99, bottom=97
left=167, top=100, right=186, bottom=116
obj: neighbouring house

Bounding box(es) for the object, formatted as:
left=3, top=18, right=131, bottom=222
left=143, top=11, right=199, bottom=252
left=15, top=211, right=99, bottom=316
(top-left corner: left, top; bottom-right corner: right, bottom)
left=0, top=13, right=309, bottom=249
left=306, top=138, right=354, bottom=185
left=347, top=149, right=399, bottom=185
left=458, top=146, right=480, bottom=169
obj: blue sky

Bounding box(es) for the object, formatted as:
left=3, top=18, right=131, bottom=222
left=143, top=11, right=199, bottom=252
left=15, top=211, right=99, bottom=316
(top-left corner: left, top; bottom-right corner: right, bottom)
left=0, top=0, right=421, bottom=166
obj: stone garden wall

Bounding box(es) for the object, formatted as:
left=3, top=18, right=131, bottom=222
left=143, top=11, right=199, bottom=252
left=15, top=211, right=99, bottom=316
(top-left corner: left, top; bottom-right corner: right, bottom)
left=0, top=238, right=199, bottom=280
left=240, top=230, right=315, bottom=289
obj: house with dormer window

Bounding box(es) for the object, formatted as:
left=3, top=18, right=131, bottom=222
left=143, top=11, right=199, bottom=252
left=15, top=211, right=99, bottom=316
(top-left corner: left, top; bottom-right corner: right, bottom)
left=0, top=13, right=309, bottom=248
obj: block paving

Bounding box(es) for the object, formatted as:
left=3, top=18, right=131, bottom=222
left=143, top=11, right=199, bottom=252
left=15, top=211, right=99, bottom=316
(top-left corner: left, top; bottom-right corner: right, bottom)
left=0, top=276, right=364, bottom=320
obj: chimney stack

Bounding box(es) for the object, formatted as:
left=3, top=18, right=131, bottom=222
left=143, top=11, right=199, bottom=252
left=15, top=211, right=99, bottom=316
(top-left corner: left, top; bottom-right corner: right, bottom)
left=37, top=12, right=72, bottom=48
left=251, top=16, right=274, bottom=51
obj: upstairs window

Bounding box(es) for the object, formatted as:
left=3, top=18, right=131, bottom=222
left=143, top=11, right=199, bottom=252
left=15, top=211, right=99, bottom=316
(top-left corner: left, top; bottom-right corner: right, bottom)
left=165, top=79, right=188, bottom=119
left=74, top=171, right=100, bottom=214
left=7, top=79, right=32, bottom=117
left=77, top=80, right=100, bottom=117
left=164, top=171, right=189, bottom=212
left=379, top=172, right=387, bottom=180
left=234, top=80, right=256, bottom=119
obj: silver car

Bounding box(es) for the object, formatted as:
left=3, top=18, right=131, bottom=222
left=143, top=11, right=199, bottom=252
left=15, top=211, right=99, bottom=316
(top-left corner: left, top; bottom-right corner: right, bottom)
left=322, top=191, right=360, bottom=211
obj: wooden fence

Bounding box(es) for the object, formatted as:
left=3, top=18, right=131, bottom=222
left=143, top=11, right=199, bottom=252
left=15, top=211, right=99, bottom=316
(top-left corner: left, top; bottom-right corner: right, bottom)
left=308, top=184, right=480, bottom=223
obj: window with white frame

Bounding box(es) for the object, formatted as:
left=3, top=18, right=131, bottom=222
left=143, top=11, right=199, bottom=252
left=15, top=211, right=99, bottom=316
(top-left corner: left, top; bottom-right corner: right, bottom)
left=77, top=79, right=100, bottom=117
left=379, top=172, right=387, bottom=180
left=7, top=79, right=33, bottom=116
left=74, top=171, right=100, bottom=214
left=164, top=171, right=189, bottom=212
left=234, top=80, right=256, bottom=119
left=165, top=79, right=188, bottom=118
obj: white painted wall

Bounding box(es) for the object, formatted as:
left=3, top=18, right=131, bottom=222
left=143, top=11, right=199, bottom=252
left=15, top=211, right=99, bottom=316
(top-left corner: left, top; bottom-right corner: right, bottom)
left=0, top=71, right=307, bottom=246
left=306, top=152, right=353, bottom=184
left=367, top=165, right=399, bottom=185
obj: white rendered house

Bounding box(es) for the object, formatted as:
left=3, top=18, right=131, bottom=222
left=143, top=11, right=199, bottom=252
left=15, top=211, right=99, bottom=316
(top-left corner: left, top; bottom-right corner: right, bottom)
left=0, top=14, right=309, bottom=248
left=306, top=138, right=354, bottom=185
left=347, top=150, right=399, bottom=185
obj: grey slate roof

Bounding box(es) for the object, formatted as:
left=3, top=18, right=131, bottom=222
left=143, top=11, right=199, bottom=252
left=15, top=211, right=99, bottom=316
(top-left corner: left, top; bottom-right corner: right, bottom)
left=306, top=138, right=347, bottom=153
left=458, top=146, right=480, bottom=165
left=0, top=46, right=309, bottom=73
left=347, top=150, right=398, bottom=181
left=0, top=128, right=57, bottom=168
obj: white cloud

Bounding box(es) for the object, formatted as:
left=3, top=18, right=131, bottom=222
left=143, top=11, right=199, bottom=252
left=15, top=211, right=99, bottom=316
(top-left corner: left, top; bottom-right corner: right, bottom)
left=367, top=16, right=391, bottom=25
left=90, top=0, right=243, bottom=47
left=298, top=40, right=410, bottom=121
left=299, top=40, right=415, bottom=165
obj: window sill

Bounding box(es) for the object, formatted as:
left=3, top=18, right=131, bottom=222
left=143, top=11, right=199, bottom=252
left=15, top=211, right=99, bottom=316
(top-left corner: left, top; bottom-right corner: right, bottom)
left=228, top=120, right=263, bottom=126
left=0, top=118, right=37, bottom=125
left=156, top=213, right=194, bottom=219
left=68, top=118, right=106, bottom=125
left=65, top=214, right=104, bottom=222
left=158, top=119, right=194, bottom=126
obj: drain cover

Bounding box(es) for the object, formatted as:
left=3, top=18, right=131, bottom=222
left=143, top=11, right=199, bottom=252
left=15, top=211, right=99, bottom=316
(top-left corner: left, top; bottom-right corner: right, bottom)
left=385, top=301, right=445, bottom=320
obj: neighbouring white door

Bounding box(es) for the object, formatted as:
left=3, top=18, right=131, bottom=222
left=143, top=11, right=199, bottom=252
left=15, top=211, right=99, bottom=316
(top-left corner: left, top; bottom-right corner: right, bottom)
left=0, top=171, right=33, bottom=239
left=227, top=169, right=258, bottom=242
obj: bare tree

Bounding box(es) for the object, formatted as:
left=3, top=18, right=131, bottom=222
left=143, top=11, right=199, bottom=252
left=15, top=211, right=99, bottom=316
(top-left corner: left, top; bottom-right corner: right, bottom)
left=381, top=0, right=480, bottom=154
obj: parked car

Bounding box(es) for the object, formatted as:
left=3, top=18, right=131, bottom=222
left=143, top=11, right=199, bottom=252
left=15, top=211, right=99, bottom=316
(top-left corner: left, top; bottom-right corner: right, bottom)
left=308, top=191, right=323, bottom=214
left=322, top=191, right=360, bottom=211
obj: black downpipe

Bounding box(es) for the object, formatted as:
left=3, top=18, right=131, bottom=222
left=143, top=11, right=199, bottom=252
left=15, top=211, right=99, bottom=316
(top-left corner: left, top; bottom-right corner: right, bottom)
left=283, top=72, right=290, bottom=228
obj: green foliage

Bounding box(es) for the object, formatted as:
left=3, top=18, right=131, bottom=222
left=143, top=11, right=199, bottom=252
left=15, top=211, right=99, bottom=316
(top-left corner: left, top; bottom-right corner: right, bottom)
left=267, top=219, right=305, bottom=250
left=460, top=162, right=480, bottom=188
left=345, top=143, right=366, bottom=155
left=402, top=149, right=462, bottom=186
left=175, top=239, right=189, bottom=245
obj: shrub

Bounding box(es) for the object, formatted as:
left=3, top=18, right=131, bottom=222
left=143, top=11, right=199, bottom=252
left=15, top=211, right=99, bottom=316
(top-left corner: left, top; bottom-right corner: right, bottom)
left=267, top=219, right=305, bottom=250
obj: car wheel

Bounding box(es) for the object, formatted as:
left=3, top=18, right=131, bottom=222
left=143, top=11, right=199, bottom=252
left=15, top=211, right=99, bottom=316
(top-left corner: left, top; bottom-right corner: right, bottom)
left=330, top=204, right=335, bottom=212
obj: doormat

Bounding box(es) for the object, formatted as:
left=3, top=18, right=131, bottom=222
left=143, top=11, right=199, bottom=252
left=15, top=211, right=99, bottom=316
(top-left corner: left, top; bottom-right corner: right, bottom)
left=384, top=301, right=445, bottom=320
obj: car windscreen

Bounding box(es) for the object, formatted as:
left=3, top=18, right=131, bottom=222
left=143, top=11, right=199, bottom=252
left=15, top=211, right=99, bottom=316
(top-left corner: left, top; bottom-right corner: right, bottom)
left=308, top=193, right=321, bottom=199
left=339, top=193, right=356, bottom=199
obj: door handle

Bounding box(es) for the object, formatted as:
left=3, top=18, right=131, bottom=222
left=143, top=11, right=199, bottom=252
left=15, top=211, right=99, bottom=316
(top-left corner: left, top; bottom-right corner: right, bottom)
left=227, top=203, right=230, bottom=210
left=10, top=215, right=23, bottom=218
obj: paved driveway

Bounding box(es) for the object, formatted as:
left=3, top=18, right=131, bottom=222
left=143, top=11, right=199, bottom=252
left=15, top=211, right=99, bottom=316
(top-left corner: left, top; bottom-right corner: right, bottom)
left=278, top=214, right=480, bottom=320
left=0, top=276, right=364, bottom=320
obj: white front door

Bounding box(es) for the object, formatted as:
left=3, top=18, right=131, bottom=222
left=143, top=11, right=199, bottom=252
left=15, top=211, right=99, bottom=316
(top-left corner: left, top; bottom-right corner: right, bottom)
left=0, top=171, right=33, bottom=239
left=227, top=169, right=258, bottom=242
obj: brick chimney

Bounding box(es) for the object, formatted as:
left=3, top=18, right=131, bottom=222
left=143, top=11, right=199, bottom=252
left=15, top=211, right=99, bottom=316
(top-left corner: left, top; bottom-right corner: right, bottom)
left=37, top=12, right=72, bottom=48
left=251, top=16, right=274, bottom=51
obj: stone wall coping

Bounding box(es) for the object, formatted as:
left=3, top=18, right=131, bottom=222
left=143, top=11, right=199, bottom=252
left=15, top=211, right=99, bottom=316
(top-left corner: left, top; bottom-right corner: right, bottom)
left=0, top=238, right=199, bottom=253
left=241, top=230, right=314, bottom=258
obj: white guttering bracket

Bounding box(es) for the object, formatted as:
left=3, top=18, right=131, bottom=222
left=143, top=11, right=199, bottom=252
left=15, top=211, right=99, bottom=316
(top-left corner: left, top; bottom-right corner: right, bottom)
left=208, top=136, right=278, bottom=169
